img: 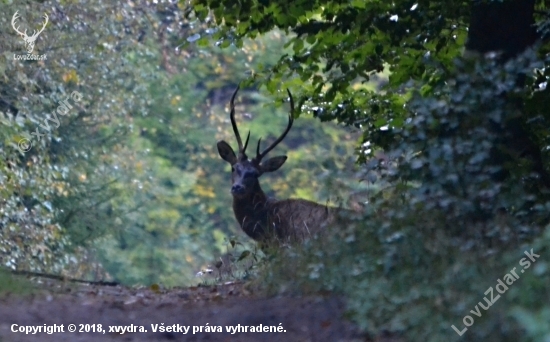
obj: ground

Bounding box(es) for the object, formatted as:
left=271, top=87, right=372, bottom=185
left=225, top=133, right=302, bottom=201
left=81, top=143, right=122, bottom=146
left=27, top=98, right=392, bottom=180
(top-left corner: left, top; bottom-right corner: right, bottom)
left=0, top=277, right=366, bottom=342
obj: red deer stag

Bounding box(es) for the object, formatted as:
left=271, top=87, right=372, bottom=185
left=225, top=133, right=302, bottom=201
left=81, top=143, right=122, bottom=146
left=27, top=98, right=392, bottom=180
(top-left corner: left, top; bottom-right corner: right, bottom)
left=217, top=85, right=342, bottom=245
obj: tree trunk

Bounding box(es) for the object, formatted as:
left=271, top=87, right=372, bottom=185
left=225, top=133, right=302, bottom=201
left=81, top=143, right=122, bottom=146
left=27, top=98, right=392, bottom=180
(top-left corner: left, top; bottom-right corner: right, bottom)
left=466, top=0, right=537, bottom=60
left=465, top=0, right=550, bottom=190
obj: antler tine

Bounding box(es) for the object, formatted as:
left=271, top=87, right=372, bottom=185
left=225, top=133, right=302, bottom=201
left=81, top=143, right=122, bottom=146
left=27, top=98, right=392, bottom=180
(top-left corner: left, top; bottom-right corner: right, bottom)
left=243, top=131, right=250, bottom=153
left=11, top=11, right=26, bottom=36
left=229, top=84, right=247, bottom=156
left=31, top=13, right=48, bottom=37
left=255, top=89, right=295, bottom=162
left=12, top=11, right=20, bottom=25
left=256, top=137, right=262, bottom=158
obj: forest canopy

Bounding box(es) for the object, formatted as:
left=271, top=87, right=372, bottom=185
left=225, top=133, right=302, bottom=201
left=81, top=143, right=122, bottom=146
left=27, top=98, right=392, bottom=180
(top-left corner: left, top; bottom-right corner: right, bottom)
left=191, top=0, right=550, bottom=219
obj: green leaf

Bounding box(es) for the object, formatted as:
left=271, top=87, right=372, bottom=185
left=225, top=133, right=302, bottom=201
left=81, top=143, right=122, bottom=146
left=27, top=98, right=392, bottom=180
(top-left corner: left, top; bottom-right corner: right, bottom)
left=351, top=0, right=366, bottom=9
left=237, top=250, right=251, bottom=261
left=374, top=118, right=388, bottom=128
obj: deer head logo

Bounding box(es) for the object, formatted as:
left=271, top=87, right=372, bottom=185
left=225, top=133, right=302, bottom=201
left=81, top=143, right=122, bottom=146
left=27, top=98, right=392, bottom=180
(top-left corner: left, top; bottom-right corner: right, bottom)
left=11, top=11, right=48, bottom=54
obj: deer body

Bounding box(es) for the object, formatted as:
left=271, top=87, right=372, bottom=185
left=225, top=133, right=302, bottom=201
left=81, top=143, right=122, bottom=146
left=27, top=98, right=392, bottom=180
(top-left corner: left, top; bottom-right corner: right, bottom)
left=232, top=183, right=335, bottom=243
left=217, top=86, right=340, bottom=245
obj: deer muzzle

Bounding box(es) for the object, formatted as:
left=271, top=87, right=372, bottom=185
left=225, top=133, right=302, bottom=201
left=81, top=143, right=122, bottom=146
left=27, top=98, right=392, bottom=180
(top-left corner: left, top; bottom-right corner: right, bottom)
left=231, top=184, right=246, bottom=196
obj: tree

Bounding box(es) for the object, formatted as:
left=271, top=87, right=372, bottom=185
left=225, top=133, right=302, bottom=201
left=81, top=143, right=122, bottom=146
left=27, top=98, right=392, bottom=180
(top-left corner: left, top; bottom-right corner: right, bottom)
left=190, top=1, right=550, bottom=340
left=191, top=0, right=550, bottom=221
left=0, top=0, right=360, bottom=285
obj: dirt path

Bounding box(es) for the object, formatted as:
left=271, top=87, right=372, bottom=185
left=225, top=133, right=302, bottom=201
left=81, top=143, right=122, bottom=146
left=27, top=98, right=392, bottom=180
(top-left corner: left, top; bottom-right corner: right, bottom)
left=0, top=279, right=364, bottom=341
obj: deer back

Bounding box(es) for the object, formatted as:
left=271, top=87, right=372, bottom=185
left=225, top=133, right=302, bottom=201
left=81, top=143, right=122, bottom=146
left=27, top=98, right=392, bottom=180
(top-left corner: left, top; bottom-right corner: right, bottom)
left=267, top=198, right=336, bottom=242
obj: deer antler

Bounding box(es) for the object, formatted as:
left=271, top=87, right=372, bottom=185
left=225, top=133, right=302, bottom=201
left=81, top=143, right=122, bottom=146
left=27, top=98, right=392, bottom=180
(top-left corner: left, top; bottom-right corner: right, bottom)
left=254, top=89, right=294, bottom=163
left=11, top=11, right=27, bottom=37
left=229, top=84, right=250, bottom=159
left=29, top=13, right=48, bottom=39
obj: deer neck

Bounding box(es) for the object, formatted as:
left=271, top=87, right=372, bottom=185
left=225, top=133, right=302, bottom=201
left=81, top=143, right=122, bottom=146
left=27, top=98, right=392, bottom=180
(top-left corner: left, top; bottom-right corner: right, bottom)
left=232, top=182, right=273, bottom=240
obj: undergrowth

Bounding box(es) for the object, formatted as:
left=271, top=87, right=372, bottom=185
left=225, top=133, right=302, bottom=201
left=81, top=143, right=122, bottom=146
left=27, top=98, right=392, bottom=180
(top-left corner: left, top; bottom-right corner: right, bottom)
left=0, top=268, right=36, bottom=296
left=255, top=196, right=550, bottom=342
left=195, top=237, right=266, bottom=285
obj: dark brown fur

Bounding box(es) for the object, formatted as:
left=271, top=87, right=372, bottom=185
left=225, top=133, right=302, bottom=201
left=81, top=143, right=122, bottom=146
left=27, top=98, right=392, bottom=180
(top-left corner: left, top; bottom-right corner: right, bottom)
left=217, top=85, right=344, bottom=245
left=231, top=180, right=337, bottom=244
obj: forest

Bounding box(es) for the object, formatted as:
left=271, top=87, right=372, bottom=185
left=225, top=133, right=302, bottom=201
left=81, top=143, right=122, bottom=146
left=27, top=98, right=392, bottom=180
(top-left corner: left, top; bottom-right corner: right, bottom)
left=0, top=0, right=549, bottom=341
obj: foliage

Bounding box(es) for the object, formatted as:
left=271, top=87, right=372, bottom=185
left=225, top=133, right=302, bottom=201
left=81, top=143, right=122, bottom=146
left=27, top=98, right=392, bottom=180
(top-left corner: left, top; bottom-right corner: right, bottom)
left=0, top=268, right=35, bottom=296
left=195, top=237, right=264, bottom=284
left=190, top=0, right=550, bottom=192
left=0, top=0, right=132, bottom=274
left=260, top=197, right=550, bottom=342
left=192, top=0, right=550, bottom=340
left=0, top=0, right=360, bottom=286
left=374, top=50, right=550, bottom=226
left=191, top=0, right=468, bottom=129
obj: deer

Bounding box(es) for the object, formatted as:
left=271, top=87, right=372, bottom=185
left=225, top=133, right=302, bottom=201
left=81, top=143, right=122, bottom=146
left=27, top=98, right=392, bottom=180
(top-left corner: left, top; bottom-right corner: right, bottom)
left=217, top=85, right=347, bottom=245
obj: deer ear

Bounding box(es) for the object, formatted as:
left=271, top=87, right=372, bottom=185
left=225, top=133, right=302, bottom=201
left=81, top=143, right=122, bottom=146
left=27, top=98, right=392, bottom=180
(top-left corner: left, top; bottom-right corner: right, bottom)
left=217, top=141, right=237, bottom=165
left=260, top=156, right=287, bottom=173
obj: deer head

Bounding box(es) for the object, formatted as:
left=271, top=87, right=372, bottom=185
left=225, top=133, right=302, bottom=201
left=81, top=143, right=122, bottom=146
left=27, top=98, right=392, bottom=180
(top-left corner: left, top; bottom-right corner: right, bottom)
left=12, top=11, right=48, bottom=54
left=217, top=85, right=294, bottom=199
